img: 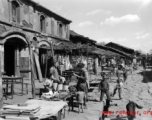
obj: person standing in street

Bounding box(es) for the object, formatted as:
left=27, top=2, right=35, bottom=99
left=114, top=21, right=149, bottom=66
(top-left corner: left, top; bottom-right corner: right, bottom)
left=99, top=73, right=112, bottom=102
left=74, top=63, right=88, bottom=108
left=142, top=57, right=147, bottom=70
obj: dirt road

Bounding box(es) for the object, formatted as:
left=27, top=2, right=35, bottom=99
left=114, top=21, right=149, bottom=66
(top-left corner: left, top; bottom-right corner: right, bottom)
left=107, top=67, right=152, bottom=120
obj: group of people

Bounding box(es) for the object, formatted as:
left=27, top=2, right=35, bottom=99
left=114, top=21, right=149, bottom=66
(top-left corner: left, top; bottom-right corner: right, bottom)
left=99, top=58, right=145, bottom=120
left=42, top=59, right=90, bottom=112
left=99, top=64, right=126, bottom=103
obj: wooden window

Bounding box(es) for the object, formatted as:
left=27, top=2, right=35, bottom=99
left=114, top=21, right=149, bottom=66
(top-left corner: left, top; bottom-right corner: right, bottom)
left=40, top=15, right=46, bottom=33
left=12, top=1, right=20, bottom=23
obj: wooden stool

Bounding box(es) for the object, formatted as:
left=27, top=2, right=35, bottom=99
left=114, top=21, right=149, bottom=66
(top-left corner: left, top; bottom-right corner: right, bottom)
left=23, top=79, right=30, bottom=94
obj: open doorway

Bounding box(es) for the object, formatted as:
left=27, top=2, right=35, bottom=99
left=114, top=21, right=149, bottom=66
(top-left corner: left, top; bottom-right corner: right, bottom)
left=4, top=37, right=27, bottom=76
left=4, top=44, right=15, bottom=76
left=39, top=47, right=53, bottom=78
left=39, top=48, right=47, bottom=78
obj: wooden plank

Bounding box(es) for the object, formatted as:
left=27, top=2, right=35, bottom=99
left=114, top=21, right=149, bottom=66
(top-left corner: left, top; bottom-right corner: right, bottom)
left=32, top=51, right=38, bottom=80
left=34, top=52, right=43, bottom=82
left=29, top=48, right=36, bottom=98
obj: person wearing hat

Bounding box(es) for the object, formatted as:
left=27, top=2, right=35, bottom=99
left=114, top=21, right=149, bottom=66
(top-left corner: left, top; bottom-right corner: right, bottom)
left=99, top=73, right=112, bottom=102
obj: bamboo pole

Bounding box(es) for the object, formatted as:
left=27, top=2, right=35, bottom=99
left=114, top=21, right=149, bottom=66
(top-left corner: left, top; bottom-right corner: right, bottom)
left=0, top=45, right=3, bottom=108
left=51, top=42, right=55, bottom=61
left=44, top=50, right=48, bottom=80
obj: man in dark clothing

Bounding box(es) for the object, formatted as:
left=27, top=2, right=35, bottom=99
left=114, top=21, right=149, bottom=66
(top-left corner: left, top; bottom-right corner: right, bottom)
left=99, top=73, right=112, bottom=102
left=126, top=101, right=143, bottom=120
left=101, top=99, right=111, bottom=119
left=142, top=58, right=147, bottom=70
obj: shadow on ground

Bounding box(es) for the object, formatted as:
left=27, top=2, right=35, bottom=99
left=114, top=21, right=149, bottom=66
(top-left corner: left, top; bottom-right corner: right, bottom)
left=110, top=116, right=127, bottom=120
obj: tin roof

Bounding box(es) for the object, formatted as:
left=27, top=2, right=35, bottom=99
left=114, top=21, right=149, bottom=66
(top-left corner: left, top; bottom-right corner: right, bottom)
left=70, top=30, right=96, bottom=43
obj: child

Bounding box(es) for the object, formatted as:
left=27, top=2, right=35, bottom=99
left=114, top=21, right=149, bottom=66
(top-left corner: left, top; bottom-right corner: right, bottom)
left=113, top=78, right=123, bottom=99
left=99, top=73, right=111, bottom=102
left=126, top=100, right=143, bottom=120
left=76, top=91, right=85, bottom=113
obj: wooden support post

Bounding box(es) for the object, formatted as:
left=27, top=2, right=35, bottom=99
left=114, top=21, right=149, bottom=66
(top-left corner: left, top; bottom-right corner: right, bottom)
left=29, top=46, right=35, bottom=98
left=0, top=44, right=4, bottom=108
left=44, top=50, right=48, bottom=80
left=50, top=41, right=54, bottom=61
left=95, top=57, right=98, bottom=75
left=15, top=46, right=20, bottom=77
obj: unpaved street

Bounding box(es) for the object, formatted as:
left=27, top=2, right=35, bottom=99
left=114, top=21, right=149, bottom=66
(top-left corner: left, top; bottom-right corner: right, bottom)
left=65, top=67, right=152, bottom=120
left=108, top=67, right=152, bottom=120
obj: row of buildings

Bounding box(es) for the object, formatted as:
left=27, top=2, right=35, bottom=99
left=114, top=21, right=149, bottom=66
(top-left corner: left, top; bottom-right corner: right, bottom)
left=0, top=0, right=135, bottom=80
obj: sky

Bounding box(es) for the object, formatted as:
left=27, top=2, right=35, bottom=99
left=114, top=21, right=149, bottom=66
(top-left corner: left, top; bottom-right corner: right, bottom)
left=33, top=0, right=152, bottom=53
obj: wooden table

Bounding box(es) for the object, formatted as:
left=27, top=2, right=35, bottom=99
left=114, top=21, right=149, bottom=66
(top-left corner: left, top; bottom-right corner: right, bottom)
left=2, top=77, right=23, bottom=99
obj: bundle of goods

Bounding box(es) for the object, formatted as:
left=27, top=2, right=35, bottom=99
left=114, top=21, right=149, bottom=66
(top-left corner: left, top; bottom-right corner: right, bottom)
left=0, top=103, right=40, bottom=120
left=0, top=100, right=67, bottom=120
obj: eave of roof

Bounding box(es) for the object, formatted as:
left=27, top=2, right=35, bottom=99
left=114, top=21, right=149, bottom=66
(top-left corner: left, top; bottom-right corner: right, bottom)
left=70, top=30, right=96, bottom=43
left=105, top=42, right=134, bottom=51
left=96, top=44, right=132, bottom=58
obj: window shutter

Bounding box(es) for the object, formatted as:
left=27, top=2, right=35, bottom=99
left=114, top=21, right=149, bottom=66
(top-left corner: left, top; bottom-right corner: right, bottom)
left=29, top=6, right=34, bottom=28
left=12, top=3, right=16, bottom=22
left=57, top=22, right=59, bottom=37
left=51, top=18, right=54, bottom=35
left=63, top=25, right=66, bottom=38
left=46, top=17, right=51, bottom=34
left=54, top=20, right=57, bottom=36
left=33, top=13, right=38, bottom=31
left=66, top=25, right=69, bottom=39
left=16, top=6, right=20, bottom=24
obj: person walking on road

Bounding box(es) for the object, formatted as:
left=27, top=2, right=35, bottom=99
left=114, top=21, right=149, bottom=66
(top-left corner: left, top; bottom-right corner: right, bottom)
left=113, top=78, right=123, bottom=99
left=99, top=73, right=112, bottom=102
left=122, top=66, right=127, bottom=82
